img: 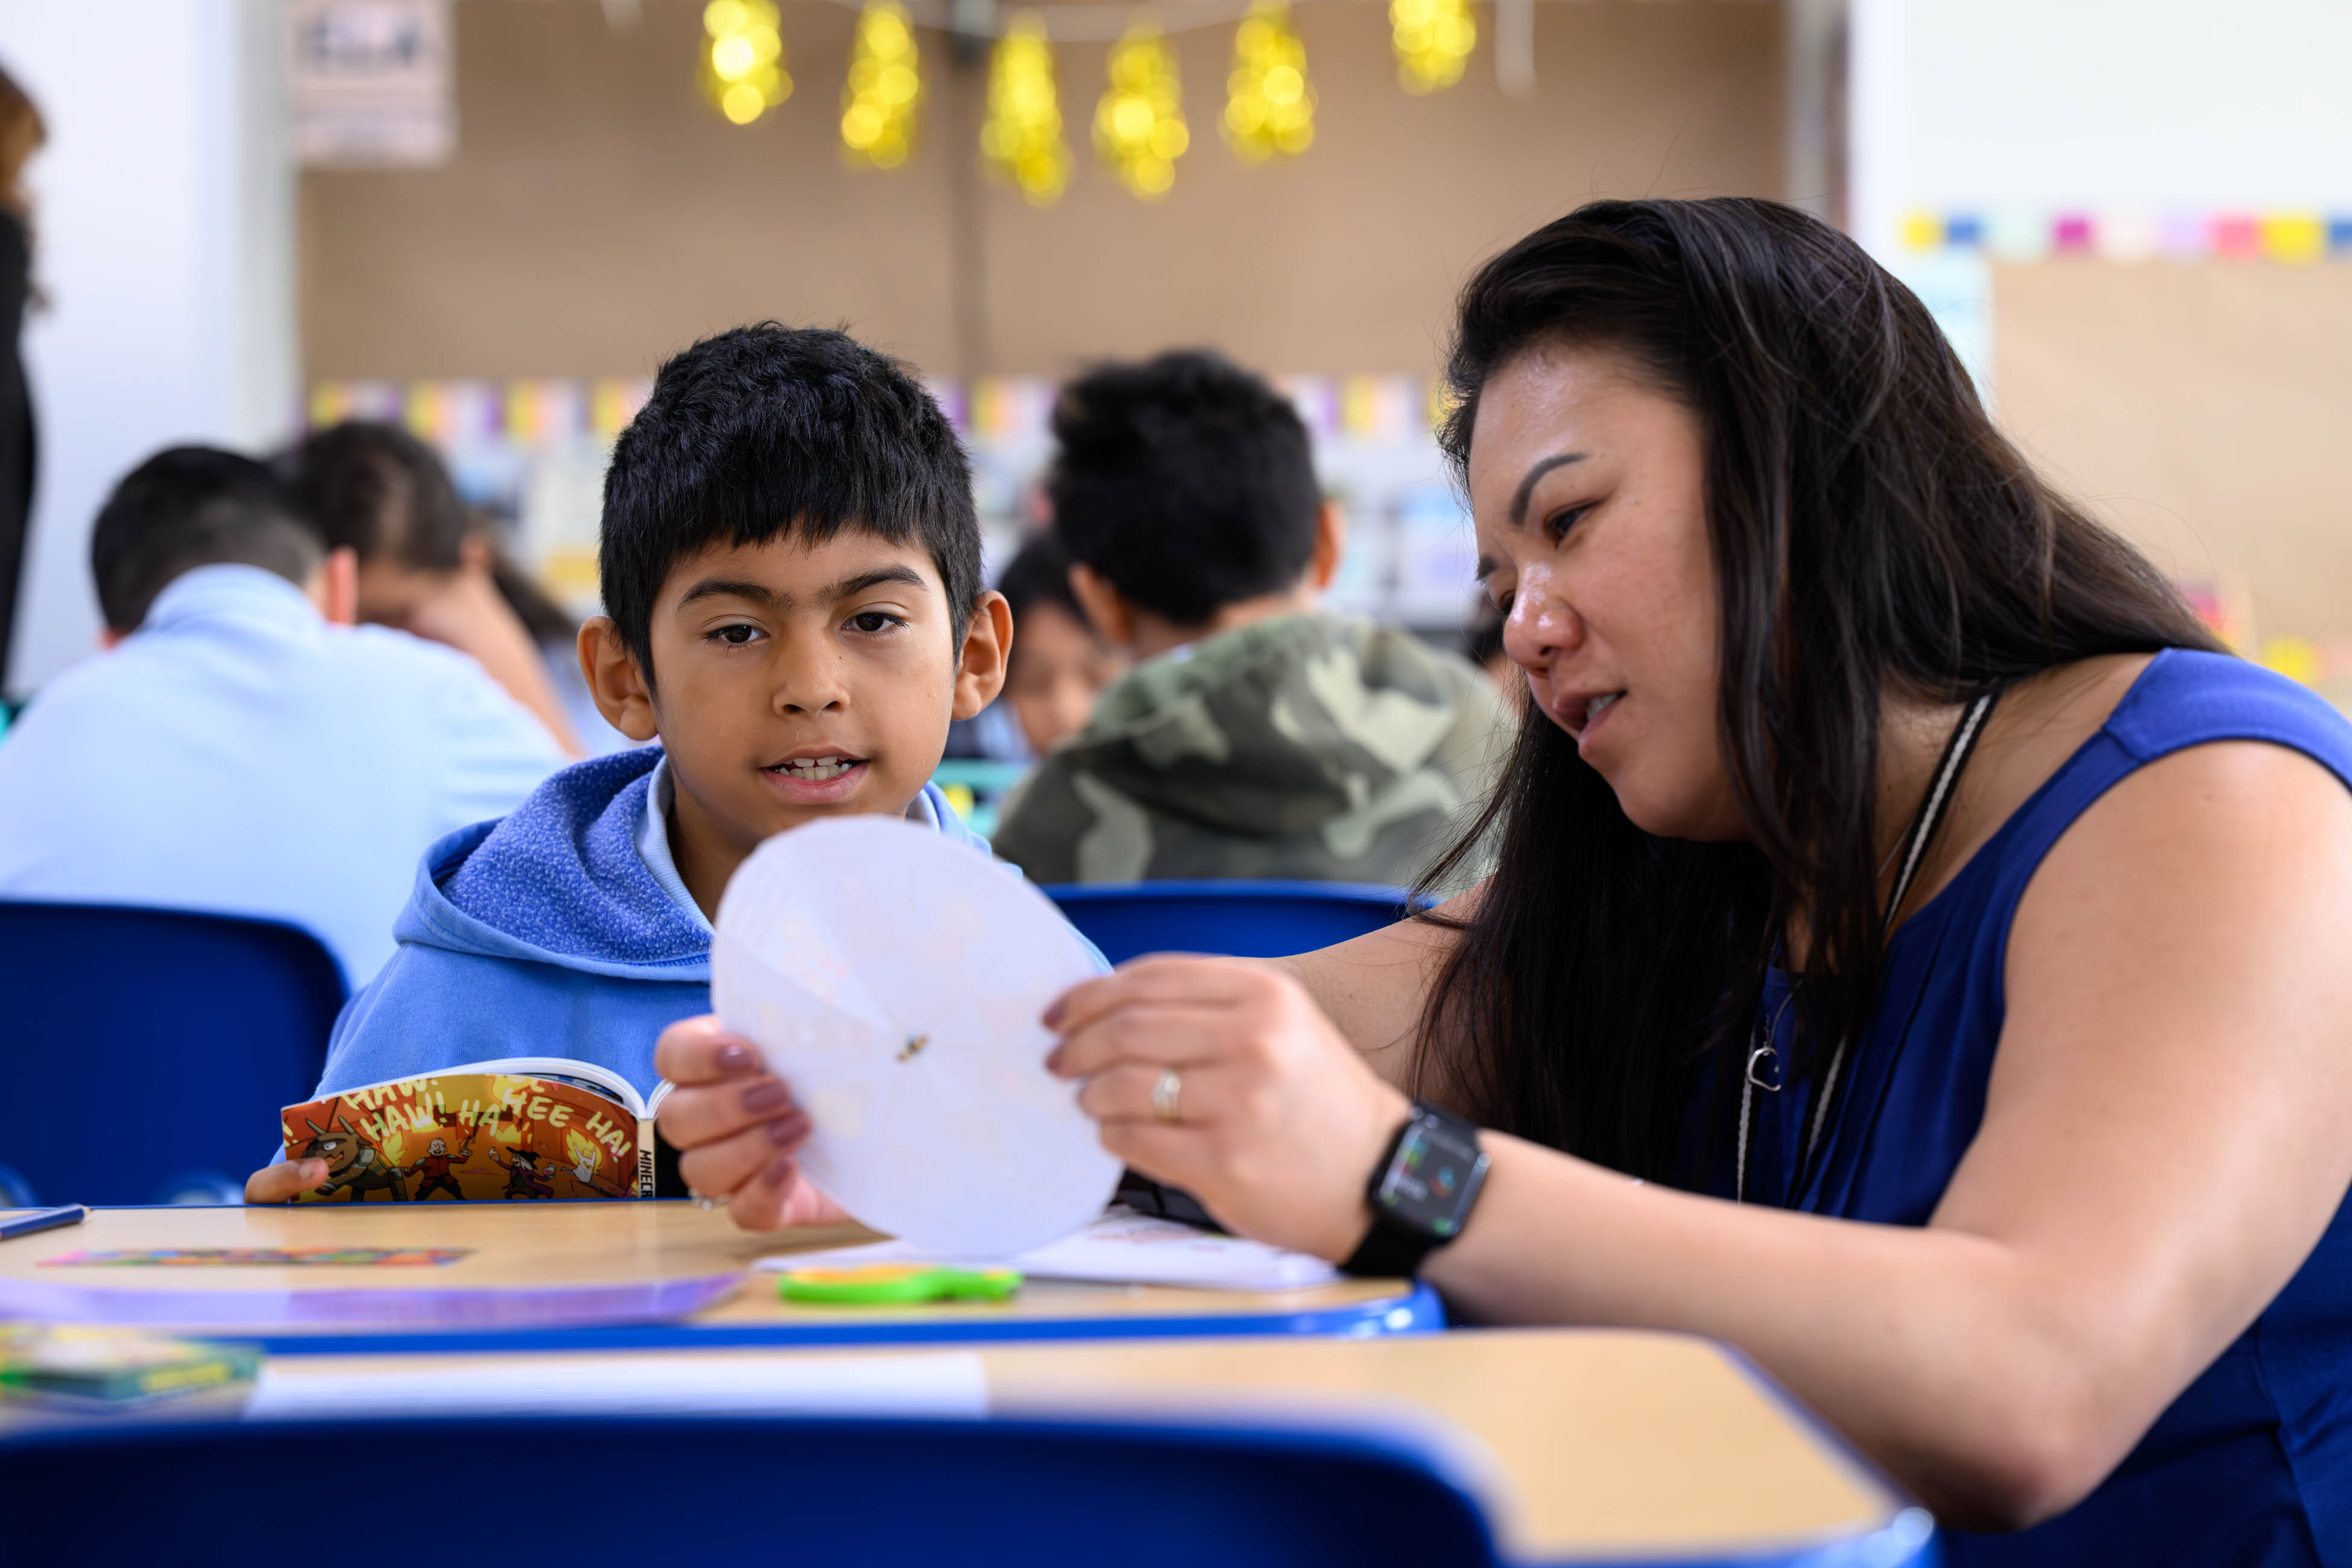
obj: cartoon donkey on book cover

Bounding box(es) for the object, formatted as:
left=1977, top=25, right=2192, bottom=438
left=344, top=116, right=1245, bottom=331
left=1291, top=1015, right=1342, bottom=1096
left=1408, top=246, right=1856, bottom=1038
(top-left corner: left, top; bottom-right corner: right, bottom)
left=296, top=1102, right=409, bottom=1203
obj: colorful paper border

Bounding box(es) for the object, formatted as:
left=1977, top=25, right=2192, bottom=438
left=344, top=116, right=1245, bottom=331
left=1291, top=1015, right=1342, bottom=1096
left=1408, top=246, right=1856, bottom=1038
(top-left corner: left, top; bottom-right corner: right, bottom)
left=1902, top=208, right=2352, bottom=265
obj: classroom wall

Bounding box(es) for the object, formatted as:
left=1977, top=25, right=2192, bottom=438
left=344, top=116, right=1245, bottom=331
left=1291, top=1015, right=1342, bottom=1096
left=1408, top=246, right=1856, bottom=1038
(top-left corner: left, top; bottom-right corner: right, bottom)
left=1850, top=0, right=2352, bottom=659
left=1849, top=0, right=2352, bottom=259
left=301, top=0, right=1786, bottom=385
left=1994, top=261, right=2352, bottom=652
left=0, top=0, right=298, bottom=699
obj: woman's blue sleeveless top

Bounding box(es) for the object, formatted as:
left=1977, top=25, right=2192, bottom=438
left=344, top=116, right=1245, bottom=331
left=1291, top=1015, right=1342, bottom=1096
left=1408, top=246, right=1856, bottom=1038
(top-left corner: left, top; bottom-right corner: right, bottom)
left=1732, top=650, right=2352, bottom=1565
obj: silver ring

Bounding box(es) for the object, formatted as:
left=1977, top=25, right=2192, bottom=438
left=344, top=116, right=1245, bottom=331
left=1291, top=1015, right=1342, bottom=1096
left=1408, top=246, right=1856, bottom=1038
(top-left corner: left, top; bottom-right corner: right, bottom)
left=1150, top=1067, right=1183, bottom=1124
left=690, top=1190, right=731, bottom=1210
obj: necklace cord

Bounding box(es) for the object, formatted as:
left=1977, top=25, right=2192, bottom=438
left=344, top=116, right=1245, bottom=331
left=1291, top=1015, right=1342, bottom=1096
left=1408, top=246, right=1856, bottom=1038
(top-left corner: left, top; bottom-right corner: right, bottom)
left=1735, top=689, right=2003, bottom=1203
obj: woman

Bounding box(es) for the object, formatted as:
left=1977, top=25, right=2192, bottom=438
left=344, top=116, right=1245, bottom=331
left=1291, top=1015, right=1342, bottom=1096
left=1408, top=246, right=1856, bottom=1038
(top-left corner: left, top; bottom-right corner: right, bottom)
left=0, top=66, right=40, bottom=698
left=653, top=201, right=2352, bottom=1560
left=285, top=420, right=593, bottom=756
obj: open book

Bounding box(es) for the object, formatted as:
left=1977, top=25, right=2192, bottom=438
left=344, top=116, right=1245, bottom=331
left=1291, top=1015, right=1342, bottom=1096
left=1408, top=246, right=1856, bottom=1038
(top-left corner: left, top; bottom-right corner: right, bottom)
left=280, top=1060, right=674, bottom=1204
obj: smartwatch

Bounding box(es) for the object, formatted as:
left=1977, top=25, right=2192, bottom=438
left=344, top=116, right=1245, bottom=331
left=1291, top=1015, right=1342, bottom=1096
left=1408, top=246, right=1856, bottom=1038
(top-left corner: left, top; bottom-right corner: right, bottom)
left=1339, top=1101, right=1490, bottom=1279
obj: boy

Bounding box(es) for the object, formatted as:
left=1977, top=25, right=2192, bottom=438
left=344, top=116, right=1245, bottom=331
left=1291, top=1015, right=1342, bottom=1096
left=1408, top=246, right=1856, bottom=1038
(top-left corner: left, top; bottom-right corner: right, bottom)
left=994, top=532, right=1124, bottom=757
left=246, top=324, right=1016, bottom=1202
left=0, top=447, right=563, bottom=985
left=990, top=350, right=1507, bottom=885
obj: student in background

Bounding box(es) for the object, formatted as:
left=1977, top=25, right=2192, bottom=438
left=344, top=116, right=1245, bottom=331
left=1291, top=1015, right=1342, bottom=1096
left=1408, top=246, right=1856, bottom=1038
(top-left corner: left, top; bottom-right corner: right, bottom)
left=0, top=64, right=41, bottom=698
left=1462, top=597, right=1517, bottom=694
left=245, top=324, right=1057, bottom=1210
left=991, top=350, right=1508, bottom=885
left=285, top=420, right=620, bottom=756
left=994, top=531, right=1122, bottom=757
left=0, top=447, right=565, bottom=984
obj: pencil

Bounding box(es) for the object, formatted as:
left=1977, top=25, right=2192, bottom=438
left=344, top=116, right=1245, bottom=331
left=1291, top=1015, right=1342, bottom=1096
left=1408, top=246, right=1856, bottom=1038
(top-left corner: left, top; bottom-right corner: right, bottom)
left=0, top=1204, right=89, bottom=1242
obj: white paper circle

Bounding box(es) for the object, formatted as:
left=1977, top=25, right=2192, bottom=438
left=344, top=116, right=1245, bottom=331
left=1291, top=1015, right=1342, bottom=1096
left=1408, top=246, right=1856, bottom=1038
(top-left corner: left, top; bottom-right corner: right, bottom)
left=712, top=816, right=1120, bottom=1256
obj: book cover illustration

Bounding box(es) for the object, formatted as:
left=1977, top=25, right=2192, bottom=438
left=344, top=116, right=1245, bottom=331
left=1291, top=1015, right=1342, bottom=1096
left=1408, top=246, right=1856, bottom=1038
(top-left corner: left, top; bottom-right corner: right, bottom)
left=0, top=1323, right=261, bottom=1405
left=281, top=1074, right=642, bottom=1204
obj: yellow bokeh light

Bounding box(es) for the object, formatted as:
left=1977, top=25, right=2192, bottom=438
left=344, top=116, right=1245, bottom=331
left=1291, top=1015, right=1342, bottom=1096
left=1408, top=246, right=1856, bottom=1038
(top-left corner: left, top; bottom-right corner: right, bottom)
left=1095, top=25, right=1186, bottom=200
left=982, top=16, right=1070, bottom=206
left=1391, top=0, right=1475, bottom=93
left=722, top=82, right=766, bottom=123
left=701, top=0, right=790, bottom=124
left=1223, top=1, right=1314, bottom=165
left=841, top=2, right=921, bottom=169
left=713, top=34, right=756, bottom=80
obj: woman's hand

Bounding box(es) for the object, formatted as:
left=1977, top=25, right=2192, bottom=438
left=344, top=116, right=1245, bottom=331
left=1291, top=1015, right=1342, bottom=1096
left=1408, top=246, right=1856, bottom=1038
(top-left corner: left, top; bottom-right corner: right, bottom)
left=1046, top=956, right=1412, bottom=1259
left=244, top=1159, right=328, bottom=1203
left=653, top=1014, right=848, bottom=1230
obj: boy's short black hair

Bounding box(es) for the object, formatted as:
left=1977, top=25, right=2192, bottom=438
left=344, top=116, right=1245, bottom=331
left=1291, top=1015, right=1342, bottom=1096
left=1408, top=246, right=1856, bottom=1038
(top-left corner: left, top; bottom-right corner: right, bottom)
left=90, top=447, right=321, bottom=632
left=1046, top=349, right=1321, bottom=627
left=600, top=324, right=981, bottom=680
left=995, top=531, right=1083, bottom=637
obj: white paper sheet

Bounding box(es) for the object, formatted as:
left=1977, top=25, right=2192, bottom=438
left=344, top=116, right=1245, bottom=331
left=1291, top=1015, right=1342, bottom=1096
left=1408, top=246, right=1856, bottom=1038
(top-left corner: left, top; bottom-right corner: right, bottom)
left=757, top=1210, right=1342, bottom=1294
left=245, top=1351, right=987, bottom=1420
left=712, top=816, right=1121, bottom=1256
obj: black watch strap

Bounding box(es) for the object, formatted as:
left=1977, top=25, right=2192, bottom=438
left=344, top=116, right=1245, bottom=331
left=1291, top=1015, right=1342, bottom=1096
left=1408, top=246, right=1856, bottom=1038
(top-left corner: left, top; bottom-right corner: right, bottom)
left=1339, top=1101, right=1488, bottom=1279
left=1340, top=1212, right=1441, bottom=1278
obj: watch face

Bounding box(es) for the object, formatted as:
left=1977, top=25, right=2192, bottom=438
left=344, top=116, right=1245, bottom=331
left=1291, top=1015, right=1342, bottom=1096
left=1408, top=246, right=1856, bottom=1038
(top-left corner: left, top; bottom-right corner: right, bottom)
left=1374, top=1112, right=1486, bottom=1240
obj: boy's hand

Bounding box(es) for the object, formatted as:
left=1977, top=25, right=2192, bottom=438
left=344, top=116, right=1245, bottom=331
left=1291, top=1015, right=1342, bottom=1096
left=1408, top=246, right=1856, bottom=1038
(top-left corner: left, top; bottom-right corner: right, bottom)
left=245, top=1160, right=329, bottom=1204
left=656, top=1014, right=848, bottom=1231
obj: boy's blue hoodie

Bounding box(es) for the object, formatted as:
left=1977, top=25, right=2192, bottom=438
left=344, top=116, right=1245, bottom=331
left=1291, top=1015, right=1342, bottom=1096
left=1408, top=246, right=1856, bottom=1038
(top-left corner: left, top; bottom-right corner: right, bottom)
left=315, top=746, right=996, bottom=1101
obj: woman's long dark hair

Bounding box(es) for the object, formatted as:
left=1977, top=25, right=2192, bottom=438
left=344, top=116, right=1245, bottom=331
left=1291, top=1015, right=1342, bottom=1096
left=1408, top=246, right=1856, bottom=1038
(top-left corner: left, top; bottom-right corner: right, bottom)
left=1414, top=198, right=2220, bottom=1183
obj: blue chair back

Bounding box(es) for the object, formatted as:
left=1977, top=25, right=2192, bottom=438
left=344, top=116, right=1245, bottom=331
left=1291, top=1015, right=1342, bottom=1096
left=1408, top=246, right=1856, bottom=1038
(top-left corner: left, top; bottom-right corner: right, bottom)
left=0, top=902, right=346, bottom=1206
left=0, top=1416, right=1500, bottom=1567
left=1045, top=880, right=1422, bottom=966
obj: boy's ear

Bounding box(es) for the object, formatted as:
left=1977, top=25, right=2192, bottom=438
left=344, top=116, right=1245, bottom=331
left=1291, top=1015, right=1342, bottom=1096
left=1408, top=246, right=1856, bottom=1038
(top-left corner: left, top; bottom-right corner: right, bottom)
left=311, top=547, right=360, bottom=627
left=578, top=616, right=662, bottom=744
left=1306, top=499, right=1345, bottom=593
left=950, top=589, right=1013, bottom=722
left=1066, top=564, right=1137, bottom=651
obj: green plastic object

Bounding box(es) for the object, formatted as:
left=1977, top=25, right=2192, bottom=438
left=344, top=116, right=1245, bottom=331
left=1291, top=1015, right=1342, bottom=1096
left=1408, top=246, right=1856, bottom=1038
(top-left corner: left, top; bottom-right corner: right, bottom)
left=777, top=1263, right=1023, bottom=1305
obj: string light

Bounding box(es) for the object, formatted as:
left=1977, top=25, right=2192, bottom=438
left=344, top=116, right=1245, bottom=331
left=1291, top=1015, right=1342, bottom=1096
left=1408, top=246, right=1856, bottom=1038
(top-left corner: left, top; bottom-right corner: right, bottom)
left=982, top=15, right=1071, bottom=204
left=1390, top=0, right=1475, bottom=93
left=841, top=1, right=921, bottom=168
left=701, top=0, right=790, bottom=125
left=1223, top=1, right=1313, bottom=164
left=1096, top=25, right=1188, bottom=198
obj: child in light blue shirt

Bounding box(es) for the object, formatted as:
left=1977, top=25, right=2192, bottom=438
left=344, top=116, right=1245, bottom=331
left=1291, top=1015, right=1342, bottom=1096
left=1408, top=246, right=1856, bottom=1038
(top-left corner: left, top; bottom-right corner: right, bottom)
left=0, top=449, right=564, bottom=986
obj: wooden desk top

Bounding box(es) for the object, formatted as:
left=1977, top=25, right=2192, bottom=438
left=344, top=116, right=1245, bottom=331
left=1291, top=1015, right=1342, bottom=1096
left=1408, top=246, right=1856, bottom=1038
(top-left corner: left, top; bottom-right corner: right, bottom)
left=0, top=1203, right=1414, bottom=1335
left=234, top=1331, right=1909, bottom=1563
left=1, top=1209, right=1918, bottom=1561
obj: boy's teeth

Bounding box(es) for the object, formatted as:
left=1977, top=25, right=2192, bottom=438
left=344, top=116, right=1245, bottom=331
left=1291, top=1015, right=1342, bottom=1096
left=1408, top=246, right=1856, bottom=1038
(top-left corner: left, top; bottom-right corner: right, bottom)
left=779, top=757, right=855, bottom=781
left=1589, top=693, right=1621, bottom=719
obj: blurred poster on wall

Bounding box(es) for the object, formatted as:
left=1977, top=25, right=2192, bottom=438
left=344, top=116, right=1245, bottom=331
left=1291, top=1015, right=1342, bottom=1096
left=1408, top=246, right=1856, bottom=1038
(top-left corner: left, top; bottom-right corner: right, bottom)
left=288, top=0, right=455, bottom=166
left=1890, top=249, right=1993, bottom=406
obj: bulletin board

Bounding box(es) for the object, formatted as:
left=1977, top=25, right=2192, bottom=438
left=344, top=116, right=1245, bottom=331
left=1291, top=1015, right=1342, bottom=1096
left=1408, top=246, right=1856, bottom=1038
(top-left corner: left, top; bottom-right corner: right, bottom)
left=1993, top=260, right=2352, bottom=683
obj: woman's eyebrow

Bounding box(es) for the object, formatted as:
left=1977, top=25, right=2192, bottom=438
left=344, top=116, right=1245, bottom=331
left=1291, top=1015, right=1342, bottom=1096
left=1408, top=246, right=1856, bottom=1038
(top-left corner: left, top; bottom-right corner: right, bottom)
left=1511, top=452, right=1588, bottom=528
